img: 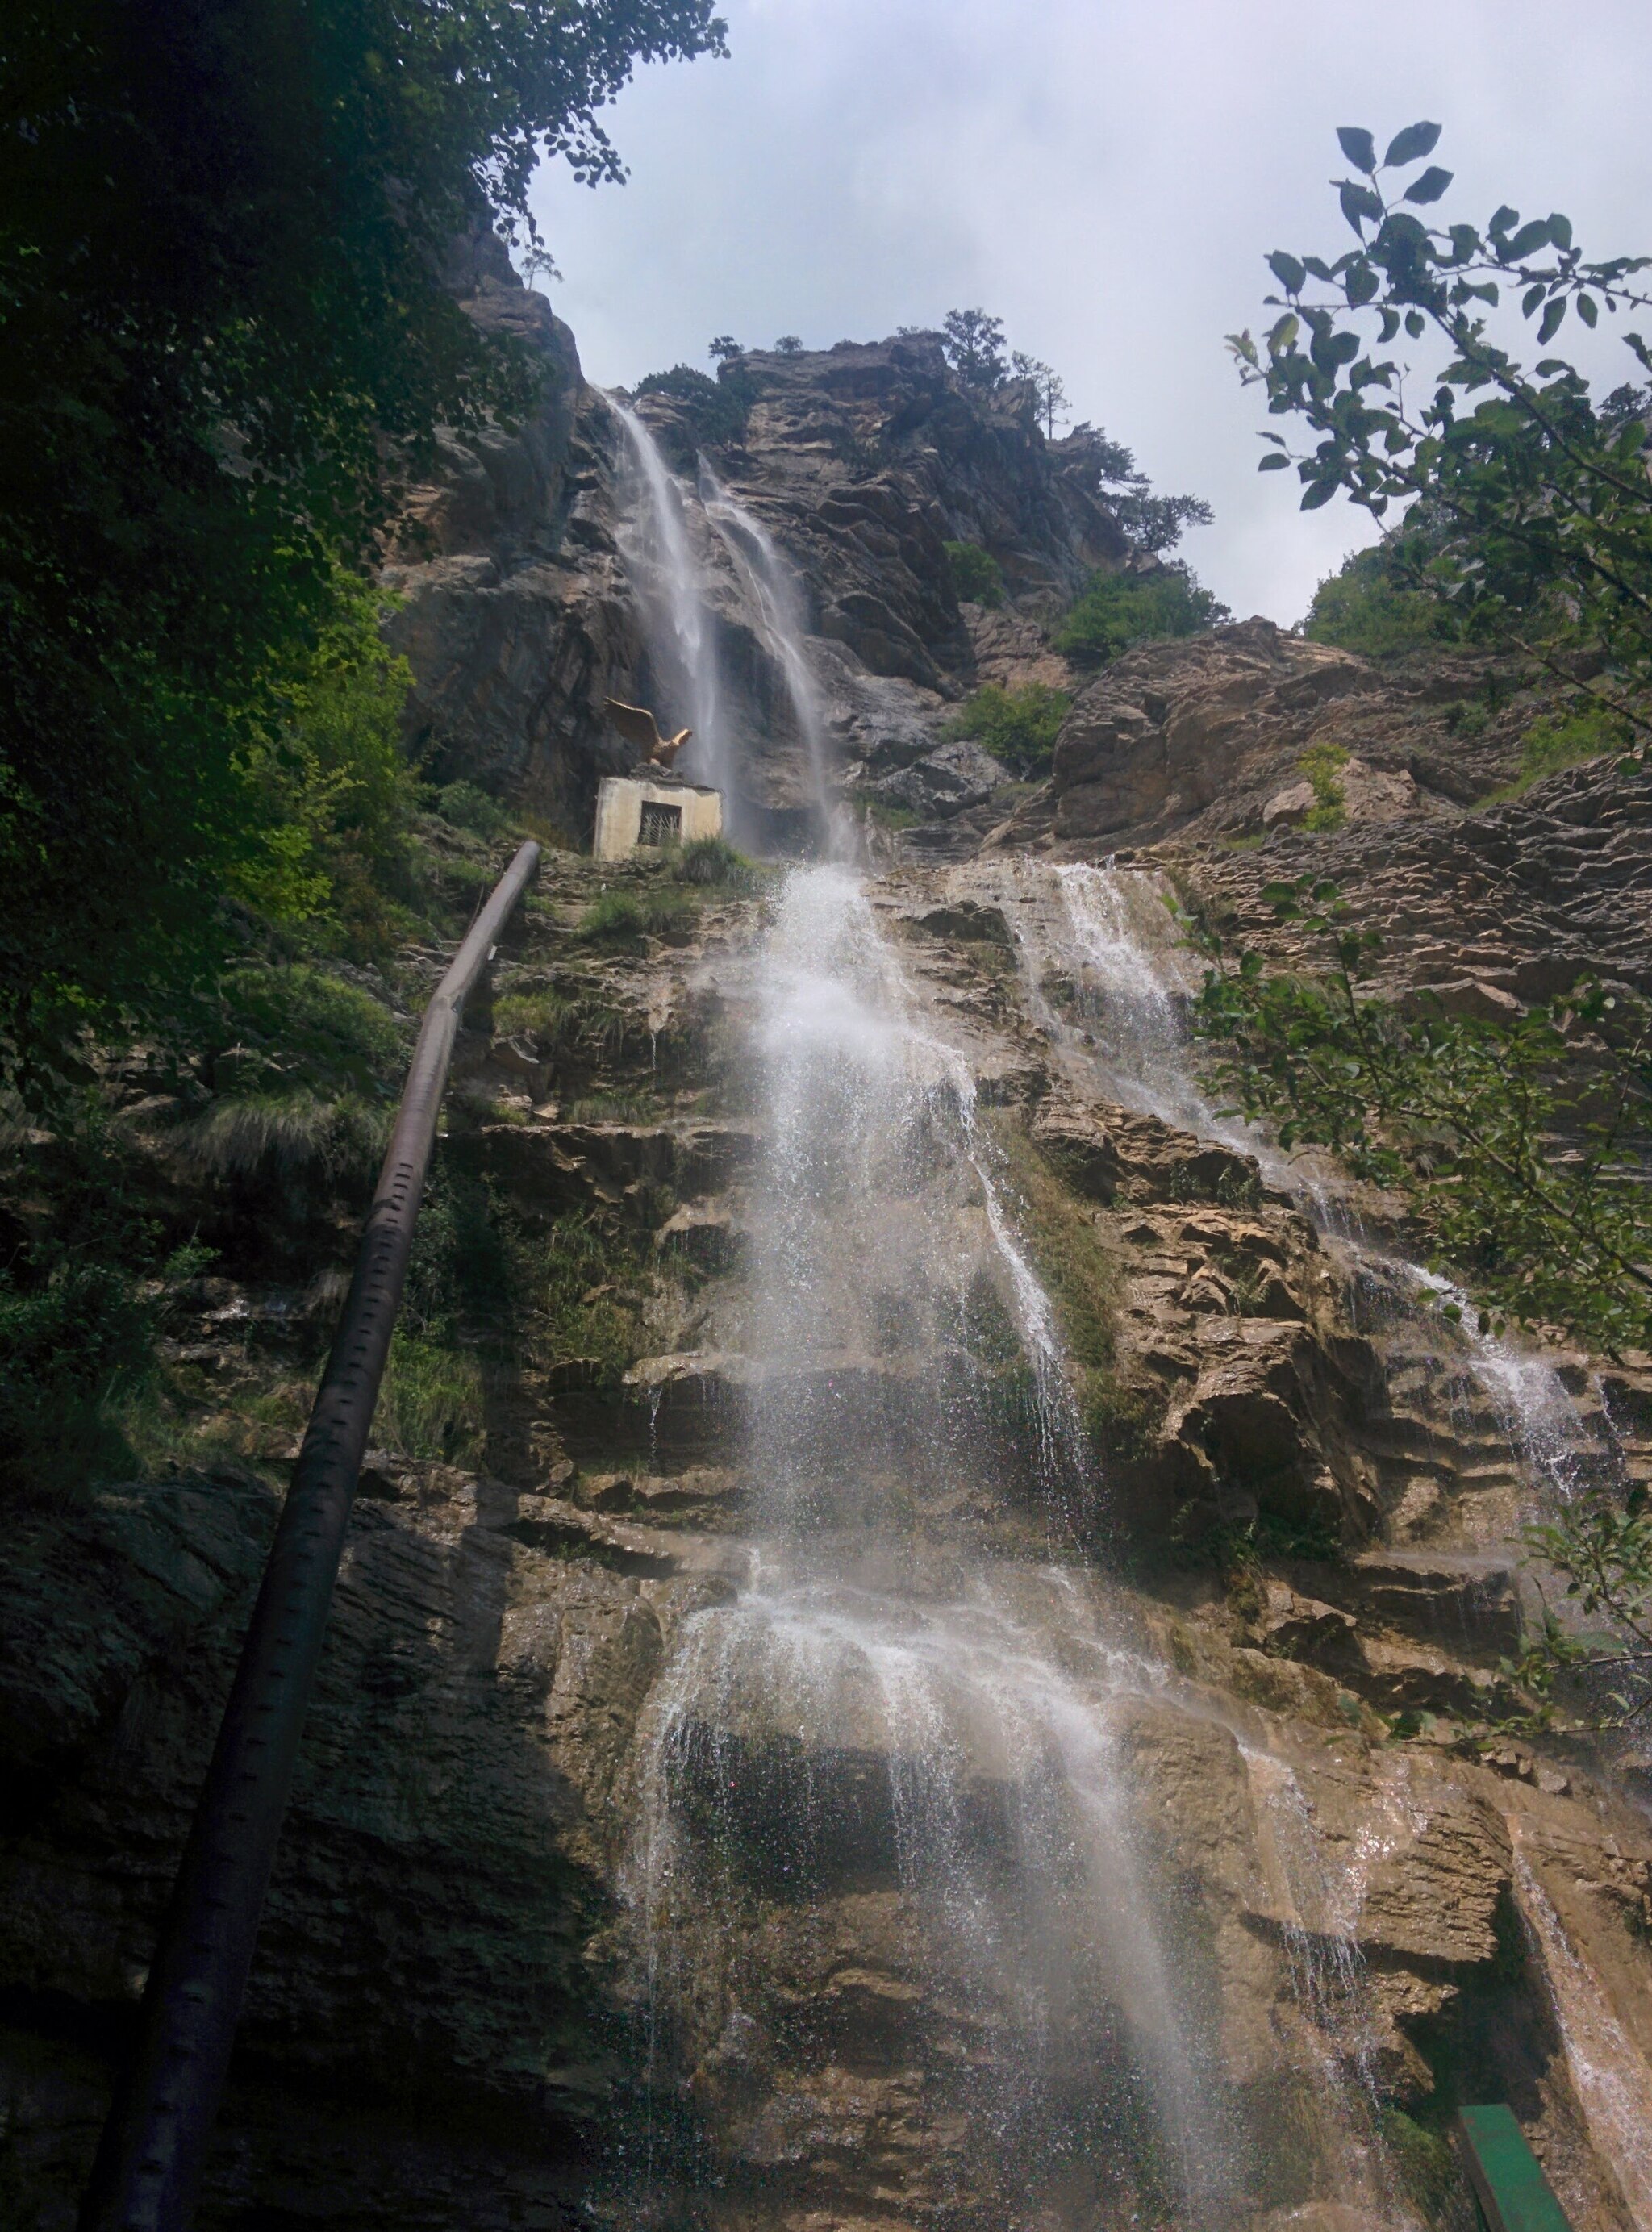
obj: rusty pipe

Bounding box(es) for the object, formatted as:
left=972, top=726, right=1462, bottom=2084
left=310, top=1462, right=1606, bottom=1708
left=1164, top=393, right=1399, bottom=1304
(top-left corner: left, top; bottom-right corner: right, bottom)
left=79, top=840, right=541, bottom=2232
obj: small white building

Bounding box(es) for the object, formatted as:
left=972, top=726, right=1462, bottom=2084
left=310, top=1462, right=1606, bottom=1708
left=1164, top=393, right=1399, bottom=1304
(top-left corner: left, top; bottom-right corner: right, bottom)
left=594, top=774, right=723, bottom=862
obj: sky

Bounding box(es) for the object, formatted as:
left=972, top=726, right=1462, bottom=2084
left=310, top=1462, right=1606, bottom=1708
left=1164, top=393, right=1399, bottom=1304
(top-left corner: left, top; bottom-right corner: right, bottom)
left=528, top=0, right=1652, bottom=624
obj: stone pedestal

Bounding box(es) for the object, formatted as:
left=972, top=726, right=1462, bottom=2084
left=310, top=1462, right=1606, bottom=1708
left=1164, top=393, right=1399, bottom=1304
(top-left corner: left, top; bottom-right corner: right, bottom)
left=593, top=771, right=724, bottom=862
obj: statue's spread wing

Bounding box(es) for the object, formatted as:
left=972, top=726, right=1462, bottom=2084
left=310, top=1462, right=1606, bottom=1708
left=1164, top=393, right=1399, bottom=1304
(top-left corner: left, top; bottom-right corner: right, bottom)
left=605, top=698, right=661, bottom=753
left=663, top=728, right=693, bottom=754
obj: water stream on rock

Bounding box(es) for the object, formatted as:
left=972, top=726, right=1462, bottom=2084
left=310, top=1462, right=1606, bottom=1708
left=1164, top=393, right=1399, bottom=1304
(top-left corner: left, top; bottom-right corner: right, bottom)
left=1038, top=858, right=1606, bottom=1517
left=610, top=401, right=843, bottom=847
left=615, top=866, right=1407, bottom=2228
left=699, top=465, right=837, bottom=850
left=611, top=398, right=730, bottom=796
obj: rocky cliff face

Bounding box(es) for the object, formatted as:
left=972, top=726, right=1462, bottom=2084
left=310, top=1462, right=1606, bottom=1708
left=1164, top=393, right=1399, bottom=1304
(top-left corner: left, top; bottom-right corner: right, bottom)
left=377, top=269, right=1124, bottom=848
left=8, top=824, right=1652, bottom=2232
left=8, top=290, right=1652, bottom=2232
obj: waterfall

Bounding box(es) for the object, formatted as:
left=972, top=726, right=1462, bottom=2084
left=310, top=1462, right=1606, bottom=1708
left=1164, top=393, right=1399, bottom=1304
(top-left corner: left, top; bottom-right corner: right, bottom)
left=610, top=396, right=729, bottom=795
left=608, top=402, right=841, bottom=849
left=1041, top=857, right=1605, bottom=1514
left=620, top=865, right=1267, bottom=2226
left=699, top=464, right=837, bottom=849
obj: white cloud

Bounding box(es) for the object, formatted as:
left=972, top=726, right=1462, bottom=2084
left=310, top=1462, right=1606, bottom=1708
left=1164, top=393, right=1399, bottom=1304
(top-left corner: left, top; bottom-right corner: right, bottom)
left=531, top=0, right=1652, bottom=624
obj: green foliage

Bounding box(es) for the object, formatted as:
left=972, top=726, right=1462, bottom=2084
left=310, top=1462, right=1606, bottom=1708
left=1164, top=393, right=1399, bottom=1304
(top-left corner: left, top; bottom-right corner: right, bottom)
left=1054, top=562, right=1232, bottom=665
left=671, top=834, right=760, bottom=890
left=1011, top=351, right=1070, bottom=438
left=1231, top=123, right=1652, bottom=738
left=1380, top=2109, right=1462, bottom=2224
left=944, top=540, right=1006, bottom=608
left=1513, top=703, right=1631, bottom=787
left=0, top=1101, right=175, bottom=1499
left=216, top=964, right=404, bottom=1097
left=1179, top=1506, right=1345, bottom=1574
left=180, top=1092, right=390, bottom=1191
left=989, top=1118, right=1138, bottom=1474
left=436, top=782, right=512, bottom=842
left=946, top=682, right=1071, bottom=775
left=1, top=0, right=725, bottom=1091
left=1188, top=877, right=1652, bottom=1358
left=1082, top=1377, right=1166, bottom=1466
left=937, top=313, right=1208, bottom=549
left=577, top=886, right=691, bottom=944
left=0, top=1258, right=156, bottom=1500
left=494, top=987, right=577, bottom=1044
left=1513, top=1488, right=1652, bottom=1732
left=1304, top=544, right=1454, bottom=657
left=373, top=1330, right=486, bottom=1464
left=632, top=361, right=756, bottom=448
left=231, top=573, right=419, bottom=949
left=941, top=308, right=1008, bottom=390
left=1190, top=877, right=1652, bottom=1729
left=1298, top=740, right=1350, bottom=832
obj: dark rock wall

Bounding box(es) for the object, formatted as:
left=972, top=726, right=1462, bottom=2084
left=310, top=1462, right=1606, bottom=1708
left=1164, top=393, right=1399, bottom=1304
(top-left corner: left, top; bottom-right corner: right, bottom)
left=378, top=293, right=1131, bottom=842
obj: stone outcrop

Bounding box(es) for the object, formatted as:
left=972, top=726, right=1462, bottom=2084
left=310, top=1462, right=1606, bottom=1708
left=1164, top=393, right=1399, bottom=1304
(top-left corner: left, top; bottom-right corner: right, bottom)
left=1191, top=753, right=1652, bottom=1011
left=377, top=289, right=1140, bottom=849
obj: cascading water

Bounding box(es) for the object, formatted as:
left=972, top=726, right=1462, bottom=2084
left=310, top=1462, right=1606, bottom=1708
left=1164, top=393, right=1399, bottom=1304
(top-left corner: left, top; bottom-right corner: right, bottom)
left=610, top=397, right=729, bottom=795
left=699, top=464, right=837, bottom=849
left=608, top=401, right=844, bottom=850
left=614, top=866, right=1396, bottom=2228
left=1039, top=857, right=1608, bottom=1517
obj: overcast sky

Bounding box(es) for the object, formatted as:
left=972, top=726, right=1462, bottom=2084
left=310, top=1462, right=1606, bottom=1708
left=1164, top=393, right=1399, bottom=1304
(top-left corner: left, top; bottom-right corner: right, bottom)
left=528, top=0, right=1652, bottom=624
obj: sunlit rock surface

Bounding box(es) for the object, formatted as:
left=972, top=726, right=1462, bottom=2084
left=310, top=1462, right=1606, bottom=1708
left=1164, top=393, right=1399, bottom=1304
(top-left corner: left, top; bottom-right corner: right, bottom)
left=9, top=282, right=1652, bottom=2231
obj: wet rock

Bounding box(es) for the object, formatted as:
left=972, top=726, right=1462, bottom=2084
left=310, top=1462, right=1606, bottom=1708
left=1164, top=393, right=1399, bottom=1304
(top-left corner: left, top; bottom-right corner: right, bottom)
left=1254, top=1579, right=1360, bottom=1669
left=857, top=734, right=1006, bottom=819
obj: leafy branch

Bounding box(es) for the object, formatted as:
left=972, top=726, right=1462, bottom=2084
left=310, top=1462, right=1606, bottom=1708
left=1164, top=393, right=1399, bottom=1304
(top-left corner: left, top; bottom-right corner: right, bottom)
left=1515, top=1492, right=1652, bottom=1731
left=1229, top=123, right=1652, bottom=735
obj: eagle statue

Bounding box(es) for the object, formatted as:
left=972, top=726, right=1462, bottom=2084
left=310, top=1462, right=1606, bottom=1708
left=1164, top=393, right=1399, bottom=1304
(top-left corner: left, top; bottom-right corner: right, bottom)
left=605, top=698, right=692, bottom=770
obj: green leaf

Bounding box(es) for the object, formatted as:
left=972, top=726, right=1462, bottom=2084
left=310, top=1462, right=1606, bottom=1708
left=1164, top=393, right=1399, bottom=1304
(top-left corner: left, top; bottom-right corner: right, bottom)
left=1489, top=204, right=1520, bottom=238
left=1548, top=212, right=1573, bottom=250
left=1404, top=166, right=1454, bottom=206
left=1578, top=292, right=1598, bottom=328
left=1538, top=296, right=1567, bottom=344
left=1345, top=262, right=1379, bottom=307
left=1385, top=121, right=1442, bottom=168
left=1405, top=309, right=1425, bottom=338
left=1378, top=307, right=1400, bottom=342
left=1258, top=453, right=1290, bottom=471
left=1337, top=127, right=1379, bottom=176
left=1339, top=181, right=1383, bottom=233
left=1268, top=252, right=1307, bottom=294
left=1522, top=282, right=1546, bottom=319
left=1505, top=218, right=1552, bottom=260
left=1300, top=478, right=1339, bottom=511
left=1448, top=224, right=1480, bottom=263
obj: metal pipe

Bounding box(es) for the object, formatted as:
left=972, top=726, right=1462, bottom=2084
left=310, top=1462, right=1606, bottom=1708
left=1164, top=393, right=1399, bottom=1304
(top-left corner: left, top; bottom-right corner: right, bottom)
left=79, top=840, right=541, bottom=2232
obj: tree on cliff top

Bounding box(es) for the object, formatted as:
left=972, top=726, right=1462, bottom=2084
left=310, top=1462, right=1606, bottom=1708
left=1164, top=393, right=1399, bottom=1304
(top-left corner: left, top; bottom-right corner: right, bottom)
left=1230, top=121, right=1652, bottom=737
left=942, top=308, right=1009, bottom=390
left=0, top=0, right=725, bottom=1092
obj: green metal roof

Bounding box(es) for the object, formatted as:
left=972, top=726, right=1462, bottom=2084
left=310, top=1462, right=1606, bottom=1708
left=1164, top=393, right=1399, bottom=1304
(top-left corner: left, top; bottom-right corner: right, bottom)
left=1456, top=2105, right=1574, bottom=2232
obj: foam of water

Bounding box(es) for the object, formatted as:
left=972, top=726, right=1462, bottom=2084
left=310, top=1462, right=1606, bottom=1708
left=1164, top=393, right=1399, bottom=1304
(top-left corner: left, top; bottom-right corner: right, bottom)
left=620, top=865, right=1266, bottom=2222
